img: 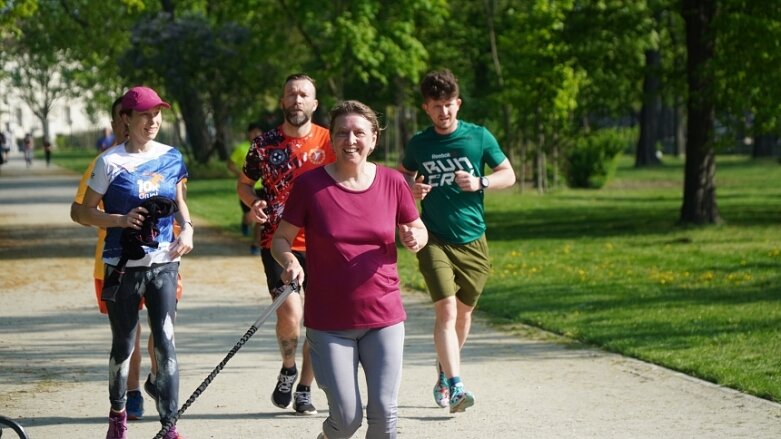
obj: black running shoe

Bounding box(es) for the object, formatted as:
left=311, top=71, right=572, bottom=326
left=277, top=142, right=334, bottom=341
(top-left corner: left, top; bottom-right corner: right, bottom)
left=271, top=369, right=297, bottom=409
left=294, top=390, right=317, bottom=415
left=144, top=373, right=159, bottom=403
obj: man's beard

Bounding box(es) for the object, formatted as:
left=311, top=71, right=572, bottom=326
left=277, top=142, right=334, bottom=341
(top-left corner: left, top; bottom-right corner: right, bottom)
left=285, top=108, right=311, bottom=127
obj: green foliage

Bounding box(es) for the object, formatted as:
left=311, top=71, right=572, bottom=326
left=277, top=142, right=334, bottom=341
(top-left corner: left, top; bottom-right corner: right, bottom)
left=185, top=178, right=244, bottom=234
left=119, top=10, right=277, bottom=162
left=563, top=0, right=656, bottom=117
left=185, top=158, right=232, bottom=180
left=47, top=147, right=97, bottom=174
left=7, top=0, right=781, bottom=227
left=277, top=0, right=448, bottom=109
left=0, top=0, right=38, bottom=35
left=4, top=1, right=153, bottom=116
left=564, top=128, right=626, bottom=188
left=714, top=1, right=781, bottom=135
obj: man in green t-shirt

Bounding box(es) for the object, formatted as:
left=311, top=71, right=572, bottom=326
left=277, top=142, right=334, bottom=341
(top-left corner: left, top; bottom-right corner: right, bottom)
left=400, top=69, right=516, bottom=414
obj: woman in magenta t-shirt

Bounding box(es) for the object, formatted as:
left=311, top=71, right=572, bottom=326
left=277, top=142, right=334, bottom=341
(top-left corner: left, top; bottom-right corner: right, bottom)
left=272, top=100, right=427, bottom=439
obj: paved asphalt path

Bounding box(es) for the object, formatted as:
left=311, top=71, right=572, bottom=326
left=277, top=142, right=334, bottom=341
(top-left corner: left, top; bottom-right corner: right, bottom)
left=1, top=152, right=779, bottom=438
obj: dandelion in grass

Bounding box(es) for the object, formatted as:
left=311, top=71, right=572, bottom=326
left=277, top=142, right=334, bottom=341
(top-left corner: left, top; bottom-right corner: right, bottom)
left=649, top=269, right=675, bottom=285
left=769, top=248, right=780, bottom=257
left=726, top=272, right=753, bottom=283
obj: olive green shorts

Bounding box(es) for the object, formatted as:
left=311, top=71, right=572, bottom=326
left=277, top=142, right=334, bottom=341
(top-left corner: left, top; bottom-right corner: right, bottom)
left=416, top=233, right=491, bottom=306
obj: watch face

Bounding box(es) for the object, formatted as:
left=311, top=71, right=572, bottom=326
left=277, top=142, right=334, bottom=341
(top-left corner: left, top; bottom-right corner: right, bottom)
left=480, top=177, right=489, bottom=189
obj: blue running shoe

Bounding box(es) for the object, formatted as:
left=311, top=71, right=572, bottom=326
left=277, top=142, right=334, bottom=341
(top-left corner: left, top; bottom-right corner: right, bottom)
left=449, top=384, right=475, bottom=414
left=126, top=390, right=143, bottom=420
left=433, top=370, right=449, bottom=408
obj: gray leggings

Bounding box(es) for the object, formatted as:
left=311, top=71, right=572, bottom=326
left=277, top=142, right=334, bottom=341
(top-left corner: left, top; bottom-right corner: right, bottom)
left=307, top=322, right=405, bottom=439
left=105, top=262, right=179, bottom=424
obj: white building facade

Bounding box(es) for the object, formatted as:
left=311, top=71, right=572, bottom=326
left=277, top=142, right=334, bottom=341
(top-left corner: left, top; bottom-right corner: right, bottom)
left=0, top=81, right=110, bottom=149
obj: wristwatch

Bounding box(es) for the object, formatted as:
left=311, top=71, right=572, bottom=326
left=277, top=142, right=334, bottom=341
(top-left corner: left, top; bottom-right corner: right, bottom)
left=479, top=176, right=490, bottom=190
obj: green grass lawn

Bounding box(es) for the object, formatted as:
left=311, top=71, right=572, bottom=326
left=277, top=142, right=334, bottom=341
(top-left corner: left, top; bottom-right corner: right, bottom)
left=467, top=156, right=781, bottom=402
left=55, top=149, right=781, bottom=402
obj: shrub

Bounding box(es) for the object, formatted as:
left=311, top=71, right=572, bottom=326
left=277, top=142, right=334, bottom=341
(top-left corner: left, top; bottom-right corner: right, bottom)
left=564, top=129, right=626, bottom=189
left=185, top=158, right=232, bottom=179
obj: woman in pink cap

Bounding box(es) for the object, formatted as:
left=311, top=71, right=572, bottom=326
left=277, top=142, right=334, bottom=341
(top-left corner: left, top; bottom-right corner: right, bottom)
left=78, top=86, right=193, bottom=439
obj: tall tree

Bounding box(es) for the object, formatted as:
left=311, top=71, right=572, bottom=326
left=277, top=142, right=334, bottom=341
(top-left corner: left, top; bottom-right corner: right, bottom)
left=120, top=2, right=282, bottom=163
left=0, top=0, right=37, bottom=35
left=1, top=7, right=83, bottom=141
left=494, top=0, right=587, bottom=192
left=712, top=1, right=781, bottom=158
left=7, top=49, right=74, bottom=141
left=680, top=0, right=719, bottom=224
left=635, top=3, right=686, bottom=166
left=276, top=0, right=446, bottom=106
left=635, top=47, right=663, bottom=166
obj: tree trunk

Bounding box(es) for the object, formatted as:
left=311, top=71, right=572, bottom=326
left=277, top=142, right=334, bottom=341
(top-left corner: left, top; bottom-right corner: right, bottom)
left=673, top=99, right=685, bottom=157
left=752, top=134, right=776, bottom=157
left=518, top=139, right=526, bottom=194
left=393, top=78, right=414, bottom=164
left=635, top=49, right=663, bottom=167
left=551, top=132, right=559, bottom=188
left=680, top=0, right=720, bottom=224
left=210, top=94, right=231, bottom=161
left=535, top=109, right=546, bottom=194
left=171, top=84, right=212, bottom=163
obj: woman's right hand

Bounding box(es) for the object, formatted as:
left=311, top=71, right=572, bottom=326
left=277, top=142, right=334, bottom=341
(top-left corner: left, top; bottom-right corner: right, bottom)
left=281, top=257, right=305, bottom=286
left=122, top=206, right=148, bottom=229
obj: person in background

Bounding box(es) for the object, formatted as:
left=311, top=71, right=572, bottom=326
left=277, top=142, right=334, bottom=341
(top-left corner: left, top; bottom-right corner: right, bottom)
left=272, top=100, right=427, bottom=439
left=0, top=130, right=7, bottom=166
left=237, top=73, right=334, bottom=416
left=22, top=133, right=33, bottom=167
left=1, top=125, right=11, bottom=162
left=400, top=69, right=516, bottom=414
left=78, top=86, right=193, bottom=439
left=96, top=127, right=115, bottom=152
left=228, top=122, right=264, bottom=254
left=43, top=138, right=52, bottom=167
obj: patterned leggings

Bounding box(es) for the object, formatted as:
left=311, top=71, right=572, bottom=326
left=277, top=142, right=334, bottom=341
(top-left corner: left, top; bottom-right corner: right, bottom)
left=105, top=262, right=179, bottom=424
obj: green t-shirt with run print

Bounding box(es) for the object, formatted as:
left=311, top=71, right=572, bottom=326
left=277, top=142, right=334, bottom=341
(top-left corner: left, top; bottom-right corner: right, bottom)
left=402, top=120, right=507, bottom=245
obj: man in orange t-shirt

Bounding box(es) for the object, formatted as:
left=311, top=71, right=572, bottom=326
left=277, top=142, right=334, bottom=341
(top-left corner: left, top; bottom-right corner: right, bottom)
left=237, top=73, right=334, bottom=416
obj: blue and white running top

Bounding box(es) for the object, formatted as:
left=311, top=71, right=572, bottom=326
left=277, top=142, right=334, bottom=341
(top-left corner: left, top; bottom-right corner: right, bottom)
left=88, top=141, right=188, bottom=267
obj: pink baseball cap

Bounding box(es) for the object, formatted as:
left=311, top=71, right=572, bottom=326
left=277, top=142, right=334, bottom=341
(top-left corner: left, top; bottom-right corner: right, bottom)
left=121, top=86, right=171, bottom=112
